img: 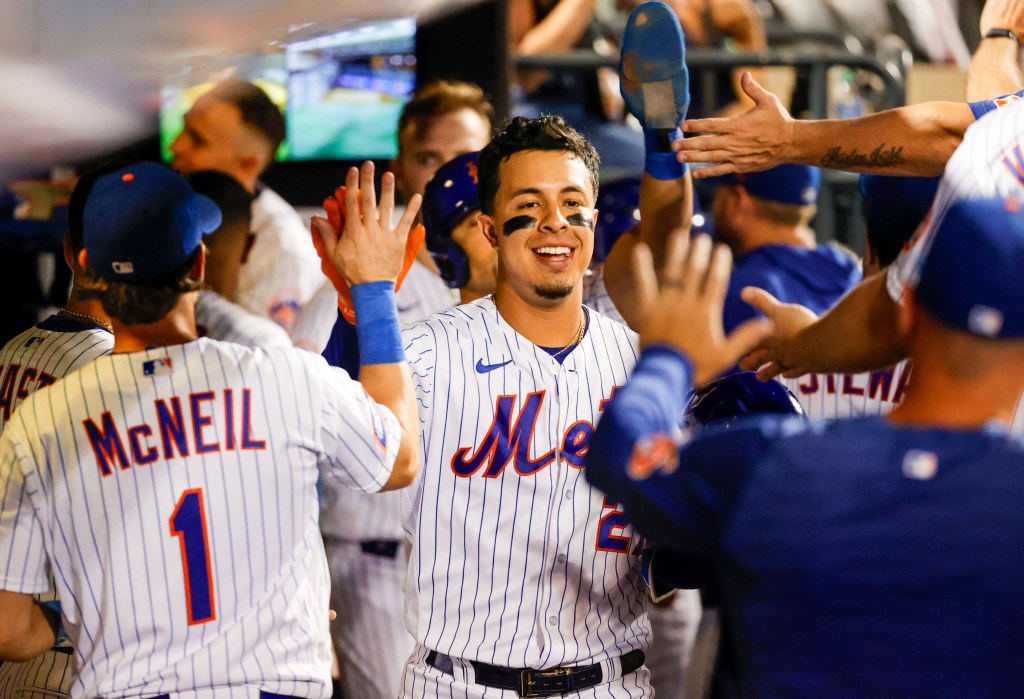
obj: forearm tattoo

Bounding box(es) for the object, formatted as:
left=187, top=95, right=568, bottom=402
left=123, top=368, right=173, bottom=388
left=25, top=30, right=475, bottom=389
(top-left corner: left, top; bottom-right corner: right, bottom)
left=820, top=143, right=905, bottom=169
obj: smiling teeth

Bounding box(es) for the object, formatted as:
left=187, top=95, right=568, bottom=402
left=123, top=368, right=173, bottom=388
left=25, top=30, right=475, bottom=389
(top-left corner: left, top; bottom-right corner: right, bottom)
left=536, top=247, right=572, bottom=255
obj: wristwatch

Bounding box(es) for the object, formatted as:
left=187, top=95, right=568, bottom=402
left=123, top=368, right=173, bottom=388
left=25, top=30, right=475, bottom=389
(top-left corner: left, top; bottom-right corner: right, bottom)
left=985, top=28, right=1022, bottom=47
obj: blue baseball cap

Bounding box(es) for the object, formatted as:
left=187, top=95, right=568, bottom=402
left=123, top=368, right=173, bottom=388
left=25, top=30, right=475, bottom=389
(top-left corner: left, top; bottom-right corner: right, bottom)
left=713, top=164, right=820, bottom=206
left=915, top=196, right=1024, bottom=339
left=84, top=163, right=222, bottom=282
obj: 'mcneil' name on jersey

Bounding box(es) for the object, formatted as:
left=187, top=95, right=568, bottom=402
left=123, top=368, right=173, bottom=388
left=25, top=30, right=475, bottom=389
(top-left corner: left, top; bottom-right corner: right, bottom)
left=83, top=388, right=266, bottom=475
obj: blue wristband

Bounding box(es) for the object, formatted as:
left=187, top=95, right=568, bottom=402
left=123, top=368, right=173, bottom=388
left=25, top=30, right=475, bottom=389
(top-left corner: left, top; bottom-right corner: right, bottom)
left=350, top=281, right=405, bottom=365
left=644, top=128, right=688, bottom=181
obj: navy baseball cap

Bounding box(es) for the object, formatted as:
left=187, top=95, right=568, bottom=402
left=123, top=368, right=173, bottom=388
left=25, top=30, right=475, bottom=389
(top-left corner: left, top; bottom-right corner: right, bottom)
left=84, top=163, right=222, bottom=282
left=713, top=164, right=820, bottom=206
left=915, top=196, right=1024, bottom=339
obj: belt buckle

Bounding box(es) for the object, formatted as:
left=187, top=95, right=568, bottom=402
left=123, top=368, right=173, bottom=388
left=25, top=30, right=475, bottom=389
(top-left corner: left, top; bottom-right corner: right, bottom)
left=518, top=666, right=571, bottom=698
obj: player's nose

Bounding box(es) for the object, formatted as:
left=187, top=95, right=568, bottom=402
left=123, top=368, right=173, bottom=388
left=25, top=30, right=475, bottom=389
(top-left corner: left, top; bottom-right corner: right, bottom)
left=538, top=206, right=569, bottom=233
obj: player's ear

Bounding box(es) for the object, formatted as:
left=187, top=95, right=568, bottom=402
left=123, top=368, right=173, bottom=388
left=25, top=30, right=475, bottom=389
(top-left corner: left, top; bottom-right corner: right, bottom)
left=235, top=152, right=262, bottom=186
left=77, top=249, right=89, bottom=272
left=63, top=234, right=77, bottom=271
left=190, top=244, right=207, bottom=283
left=478, top=213, right=500, bottom=249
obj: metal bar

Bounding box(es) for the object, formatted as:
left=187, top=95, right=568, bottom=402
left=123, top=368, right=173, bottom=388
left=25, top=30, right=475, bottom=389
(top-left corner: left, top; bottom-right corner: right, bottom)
left=512, top=48, right=905, bottom=108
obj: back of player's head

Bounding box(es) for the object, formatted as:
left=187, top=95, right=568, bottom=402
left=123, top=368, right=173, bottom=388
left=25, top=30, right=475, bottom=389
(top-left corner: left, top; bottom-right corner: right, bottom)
left=915, top=195, right=1024, bottom=340
left=478, top=115, right=601, bottom=216
left=186, top=169, right=253, bottom=233
left=685, top=372, right=805, bottom=430
left=398, top=80, right=495, bottom=147
left=859, top=174, right=940, bottom=268
left=79, top=162, right=222, bottom=324
left=714, top=164, right=819, bottom=227
left=594, top=176, right=640, bottom=264
left=422, top=151, right=480, bottom=288
left=207, top=78, right=286, bottom=155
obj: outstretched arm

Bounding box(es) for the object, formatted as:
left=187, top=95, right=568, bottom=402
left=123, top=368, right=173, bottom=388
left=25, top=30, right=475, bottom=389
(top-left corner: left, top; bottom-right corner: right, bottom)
left=967, top=0, right=1024, bottom=101
left=675, top=73, right=973, bottom=178
left=604, top=172, right=692, bottom=330
left=314, top=162, right=422, bottom=491
left=739, top=271, right=908, bottom=379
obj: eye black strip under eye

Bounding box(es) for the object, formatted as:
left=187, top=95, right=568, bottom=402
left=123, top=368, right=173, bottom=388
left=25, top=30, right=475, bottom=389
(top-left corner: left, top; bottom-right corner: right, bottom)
left=567, top=213, right=594, bottom=230
left=503, top=215, right=538, bottom=237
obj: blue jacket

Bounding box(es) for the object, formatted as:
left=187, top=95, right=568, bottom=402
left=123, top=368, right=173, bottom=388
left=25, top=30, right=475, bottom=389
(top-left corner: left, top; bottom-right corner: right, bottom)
left=723, top=244, right=861, bottom=333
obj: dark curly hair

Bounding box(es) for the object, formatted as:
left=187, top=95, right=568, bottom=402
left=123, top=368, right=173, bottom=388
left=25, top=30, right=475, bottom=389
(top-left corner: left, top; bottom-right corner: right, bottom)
left=478, top=115, right=600, bottom=216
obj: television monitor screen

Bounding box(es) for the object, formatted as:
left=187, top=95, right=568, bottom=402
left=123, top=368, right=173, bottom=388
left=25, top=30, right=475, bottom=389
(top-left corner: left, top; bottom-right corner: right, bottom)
left=286, top=17, right=416, bottom=160
left=159, top=17, right=416, bottom=163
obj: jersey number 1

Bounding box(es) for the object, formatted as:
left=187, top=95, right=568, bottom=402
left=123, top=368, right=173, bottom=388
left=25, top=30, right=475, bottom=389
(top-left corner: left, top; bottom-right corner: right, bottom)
left=170, top=488, right=217, bottom=625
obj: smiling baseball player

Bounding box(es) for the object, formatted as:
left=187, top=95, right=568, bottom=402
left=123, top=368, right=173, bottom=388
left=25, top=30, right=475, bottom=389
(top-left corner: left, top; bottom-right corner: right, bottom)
left=0, top=161, right=421, bottom=699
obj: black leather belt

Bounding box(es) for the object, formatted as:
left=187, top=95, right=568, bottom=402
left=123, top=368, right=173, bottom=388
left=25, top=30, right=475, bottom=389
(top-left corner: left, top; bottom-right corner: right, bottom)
left=359, top=539, right=401, bottom=558
left=425, top=648, right=645, bottom=697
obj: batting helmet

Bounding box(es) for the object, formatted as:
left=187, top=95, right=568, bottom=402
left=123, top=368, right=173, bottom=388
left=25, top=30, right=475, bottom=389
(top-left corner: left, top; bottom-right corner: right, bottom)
left=422, top=151, right=480, bottom=289
left=685, top=371, right=805, bottom=429
left=594, top=176, right=641, bottom=263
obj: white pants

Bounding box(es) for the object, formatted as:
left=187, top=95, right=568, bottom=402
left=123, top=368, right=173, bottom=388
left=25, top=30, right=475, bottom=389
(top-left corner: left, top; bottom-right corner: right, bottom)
left=398, top=645, right=654, bottom=698
left=325, top=539, right=415, bottom=699
left=647, top=589, right=702, bottom=699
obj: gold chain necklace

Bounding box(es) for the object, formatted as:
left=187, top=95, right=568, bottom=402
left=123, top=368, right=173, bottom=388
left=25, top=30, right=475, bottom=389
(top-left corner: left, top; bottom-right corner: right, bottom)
left=550, top=309, right=586, bottom=359
left=57, top=308, right=113, bottom=333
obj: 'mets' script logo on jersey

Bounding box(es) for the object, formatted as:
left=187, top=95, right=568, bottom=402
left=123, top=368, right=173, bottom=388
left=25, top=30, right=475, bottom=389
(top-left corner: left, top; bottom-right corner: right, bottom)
left=451, top=388, right=617, bottom=478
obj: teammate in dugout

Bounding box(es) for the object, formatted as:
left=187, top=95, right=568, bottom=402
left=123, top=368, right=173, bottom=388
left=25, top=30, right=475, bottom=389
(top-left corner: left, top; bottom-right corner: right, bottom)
left=310, top=80, right=495, bottom=699
left=390, top=37, right=762, bottom=699
left=0, top=164, right=121, bottom=699
left=170, top=78, right=324, bottom=332
left=0, top=162, right=421, bottom=699
left=586, top=192, right=1024, bottom=696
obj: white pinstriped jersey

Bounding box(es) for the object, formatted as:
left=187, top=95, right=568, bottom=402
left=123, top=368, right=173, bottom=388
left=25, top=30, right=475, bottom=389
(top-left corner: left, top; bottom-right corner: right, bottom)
left=0, top=315, right=113, bottom=438
left=195, top=290, right=293, bottom=349
left=779, top=361, right=912, bottom=420
left=400, top=297, right=650, bottom=669
left=583, top=265, right=626, bottom=325
left=321, top=268, right=626, bottom=542
left=238, top=186, right=326, bottom=332
left=291, top=282, right=339, bottom=354
left=0, top=338, right=401, bottom=699
left=0, top=315, right=113, bottom=699
left=886, top=98, right=1024, bottom=437
left=888, top=100, right=1024, bottom=301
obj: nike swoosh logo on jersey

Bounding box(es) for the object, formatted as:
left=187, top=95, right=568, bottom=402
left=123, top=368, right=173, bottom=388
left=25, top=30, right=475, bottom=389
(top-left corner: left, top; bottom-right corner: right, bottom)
left=397, top=300, right=422, bottom=313
left=476, top=358, right=512, bottom=374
